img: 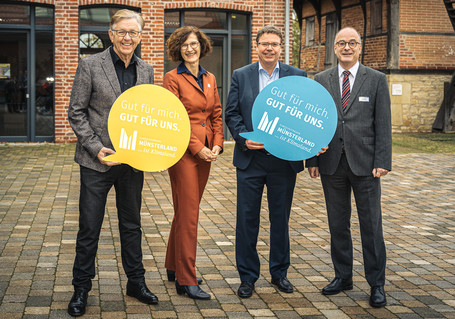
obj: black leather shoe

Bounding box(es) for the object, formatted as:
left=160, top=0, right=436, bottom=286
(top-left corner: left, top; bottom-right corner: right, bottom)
left=369, top=286, right=387, bottom=308
left=126, top=281, right=159, bottom=304
left=237, top=281, right=254, bottom=298
left=322, top=277, right=353, bottom=295
left=68, top=288, right=88, bottom=317
left=175, top=280, right=211, bottom=300
left=166, top=270, right=202, bottom=284
left=271, top=277, right=294, bottom=293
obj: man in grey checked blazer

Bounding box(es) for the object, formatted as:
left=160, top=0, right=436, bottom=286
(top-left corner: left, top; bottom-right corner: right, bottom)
left=67, top=9, right=157, bottom=317
left=306, top=27, right=392, bottom=308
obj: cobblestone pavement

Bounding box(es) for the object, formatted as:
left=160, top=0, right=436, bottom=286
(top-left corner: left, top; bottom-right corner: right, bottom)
left=0, top=143, right=454, bottom=318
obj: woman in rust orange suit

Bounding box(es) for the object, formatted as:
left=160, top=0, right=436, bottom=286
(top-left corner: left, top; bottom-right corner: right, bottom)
left=163, top=26, right=224, bottom=300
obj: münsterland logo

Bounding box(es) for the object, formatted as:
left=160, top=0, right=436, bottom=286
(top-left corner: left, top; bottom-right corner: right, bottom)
left=258, top=112, right=279, bottom=135
left=119, top=128, right=137, bottom=150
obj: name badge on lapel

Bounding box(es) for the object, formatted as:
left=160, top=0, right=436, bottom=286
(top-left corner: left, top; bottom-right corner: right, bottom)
left=207, top=83, right=211, bottom=88
left=359, top=96, right=369, bottom=102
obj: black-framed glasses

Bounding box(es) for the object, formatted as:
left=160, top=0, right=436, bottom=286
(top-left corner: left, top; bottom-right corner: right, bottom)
left=258, top=42, right=281, bottom=48
left=335, top=40, right=360, bottom=49
left=181, top=41, right=200, bottom=51
left=112, top=29, right=141, bottom=38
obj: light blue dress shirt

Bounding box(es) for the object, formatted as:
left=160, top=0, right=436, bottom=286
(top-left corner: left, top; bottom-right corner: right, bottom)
left=258, top=62, right=280, bottom=92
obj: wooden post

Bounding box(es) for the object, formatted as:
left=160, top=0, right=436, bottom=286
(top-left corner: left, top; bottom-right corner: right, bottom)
left=444, top=81, right=451, bottom=133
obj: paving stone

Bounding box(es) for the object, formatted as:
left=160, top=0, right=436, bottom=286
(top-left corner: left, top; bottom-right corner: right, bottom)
left=1, top=145, right=455, bottom=318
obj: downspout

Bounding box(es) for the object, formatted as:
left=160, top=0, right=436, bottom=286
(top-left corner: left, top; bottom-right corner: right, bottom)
left=285, top=0, right=290, bottom=64
left=361, top=0, right=367, bottom=64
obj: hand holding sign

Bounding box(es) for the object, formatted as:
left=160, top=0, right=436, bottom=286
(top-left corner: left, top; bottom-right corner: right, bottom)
left=104, top=84, right=191, bottom=172
left=240, top=76, right=337, bottom=160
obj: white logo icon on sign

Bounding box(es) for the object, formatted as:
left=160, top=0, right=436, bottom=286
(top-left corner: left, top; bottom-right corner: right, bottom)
left=258, top=112, right=279, bottom=135
left=119, top=128, right=137, bottom=150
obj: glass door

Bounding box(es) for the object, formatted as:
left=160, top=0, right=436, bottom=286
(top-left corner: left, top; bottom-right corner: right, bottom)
left=0, top=31, right=29, bottom=139
left=200, top=36, right=229, bottom=138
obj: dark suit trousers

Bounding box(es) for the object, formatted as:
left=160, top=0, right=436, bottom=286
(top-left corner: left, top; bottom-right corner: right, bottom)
left=236, top=151, right=296, bottom=283
left=72, top=165, right=145, bottom=290
left=320, top=153, right=386, bottom=287
left=165, top=151, right=211, bottom=286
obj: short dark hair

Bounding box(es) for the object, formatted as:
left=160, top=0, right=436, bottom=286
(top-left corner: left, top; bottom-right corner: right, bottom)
left=166, top=26, right=213, bottom=62
left=256, top=25, right=283, bottom=44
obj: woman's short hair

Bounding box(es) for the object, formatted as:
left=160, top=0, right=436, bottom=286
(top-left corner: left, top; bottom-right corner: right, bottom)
left=166, top=26, right=213, bottom=62
left=110, top=9, right=145, bottom=31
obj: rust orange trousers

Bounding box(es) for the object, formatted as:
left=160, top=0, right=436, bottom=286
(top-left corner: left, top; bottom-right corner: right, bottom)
left=165, top=151, right=211, bottom=286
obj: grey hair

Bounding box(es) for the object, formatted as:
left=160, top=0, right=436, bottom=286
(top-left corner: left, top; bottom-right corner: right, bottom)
left=110, top=9, right=145, bottom=32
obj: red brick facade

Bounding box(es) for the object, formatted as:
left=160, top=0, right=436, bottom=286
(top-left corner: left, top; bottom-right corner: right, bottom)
left=13, top=0, right=293, bottom=142
left=298, top=0, right=455, bottom=72
left=296, top=0, right=455, bottom=132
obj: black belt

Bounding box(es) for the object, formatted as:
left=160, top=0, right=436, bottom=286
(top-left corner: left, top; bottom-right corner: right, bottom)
left=258, top=149, right=272, bottom=155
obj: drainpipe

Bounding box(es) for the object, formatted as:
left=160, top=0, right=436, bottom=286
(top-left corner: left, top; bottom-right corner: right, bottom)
left=285, top=0, right=290, bottom=64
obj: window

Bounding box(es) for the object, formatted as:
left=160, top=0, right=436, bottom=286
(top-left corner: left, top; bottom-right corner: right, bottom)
left=164, top=10, right=251, bottom=139
left=370, top=0, right=382, bottom=35
left=79, top=6, right=141, bottom=58
left=324, top=13, right=338, bottom=68
left=305, top=17, right=315, bottom=46
left=0, top=4, right=30, bottom=24
left=0, top=3, right=55, bottom=141
left=79, top=33, right=104, bottom=57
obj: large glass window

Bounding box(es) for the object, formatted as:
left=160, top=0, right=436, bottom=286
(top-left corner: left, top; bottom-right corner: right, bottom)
left=184, top=11, right=227, bottom=29
left=79, top=6, right=141, bottom=59
left=35, top=31, right=54, bottom=136
left=0, top=3, right=54, bottom=142
left=164, top=10, right=251, bottom=138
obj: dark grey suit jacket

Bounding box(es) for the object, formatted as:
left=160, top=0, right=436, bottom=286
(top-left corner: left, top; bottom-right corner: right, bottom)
left=225, top=61, right=307, bottom=173
left=68, top=47, right=154, bottom=172
left=306, top=63, right=391, bottom=176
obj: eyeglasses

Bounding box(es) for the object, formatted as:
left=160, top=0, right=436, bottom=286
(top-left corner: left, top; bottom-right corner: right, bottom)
left=112, top=29, right=141, bottom=38
left=258, top=42, right=281, bottom=48
left=181, top=41, right=200, bottom=51
left=335, top=40, right=360, bottom=49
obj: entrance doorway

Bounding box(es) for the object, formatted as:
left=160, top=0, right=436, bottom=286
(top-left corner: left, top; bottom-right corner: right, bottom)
left=0, top=4, right=54, bottom=142
left=0, top=32, right=28, bottom=137
left=164, top=10, right=251, bottom=138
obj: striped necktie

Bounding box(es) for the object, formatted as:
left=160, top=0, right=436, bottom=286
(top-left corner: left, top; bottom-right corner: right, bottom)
left=341, top=70, right=351, bottom=109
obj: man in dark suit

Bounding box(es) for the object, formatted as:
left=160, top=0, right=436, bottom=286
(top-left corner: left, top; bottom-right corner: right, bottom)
left=67, top=9, right=158, bottom=316
left=225, top=26, right=307, bottom=298
left=306, top=27, right=392, bottom=308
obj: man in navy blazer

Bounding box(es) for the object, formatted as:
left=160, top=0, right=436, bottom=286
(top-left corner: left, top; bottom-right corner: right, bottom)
left=306, top=27, right=391, bottom=308
left=225, top=26, right=307, bottom=298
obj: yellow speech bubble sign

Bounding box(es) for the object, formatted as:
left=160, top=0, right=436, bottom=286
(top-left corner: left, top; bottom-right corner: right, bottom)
left=104, top=84, right=190, bottom=172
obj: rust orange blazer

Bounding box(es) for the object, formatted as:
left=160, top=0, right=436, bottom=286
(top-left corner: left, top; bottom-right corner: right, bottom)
left=163, top=68, right=224, bottom=154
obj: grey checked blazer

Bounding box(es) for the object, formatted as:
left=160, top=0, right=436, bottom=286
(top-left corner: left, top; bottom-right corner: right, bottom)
left=306, top=64, right=391, bottom=176
left=68, top=47, right=154, bottom=172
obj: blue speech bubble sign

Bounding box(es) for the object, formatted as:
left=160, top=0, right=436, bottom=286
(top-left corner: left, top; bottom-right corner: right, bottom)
left=240, top=76, right=337, bottom=161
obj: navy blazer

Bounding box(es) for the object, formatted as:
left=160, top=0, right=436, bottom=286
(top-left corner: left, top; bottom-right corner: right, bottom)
left=225, top=61, right=307, bottom=173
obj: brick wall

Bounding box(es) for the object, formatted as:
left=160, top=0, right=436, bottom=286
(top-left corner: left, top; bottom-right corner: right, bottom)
left=400, top=0, right=453, bottom=33
left=20, top=0, right=292, bottom=142
left=399, top=0, right=455, bottom=70
left=297, top=0, right=455, bottom=132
